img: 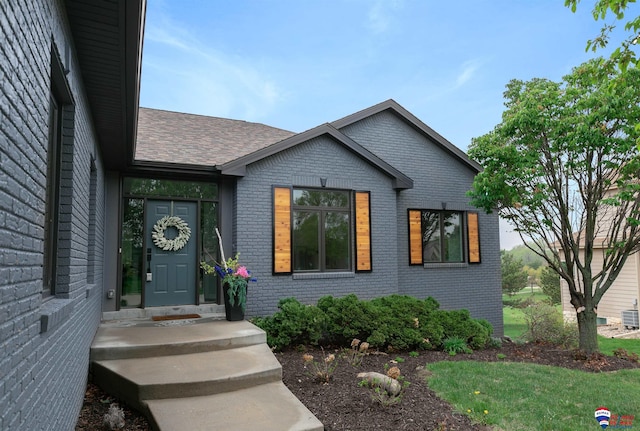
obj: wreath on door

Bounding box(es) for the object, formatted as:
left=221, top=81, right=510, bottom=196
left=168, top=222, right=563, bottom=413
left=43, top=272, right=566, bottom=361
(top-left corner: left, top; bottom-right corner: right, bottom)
left=151, top=215, right=191, bottom=251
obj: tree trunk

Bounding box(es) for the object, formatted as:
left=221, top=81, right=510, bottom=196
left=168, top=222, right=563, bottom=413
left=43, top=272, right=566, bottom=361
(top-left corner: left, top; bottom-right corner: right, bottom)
left=576, top=308, right=598, bottom=353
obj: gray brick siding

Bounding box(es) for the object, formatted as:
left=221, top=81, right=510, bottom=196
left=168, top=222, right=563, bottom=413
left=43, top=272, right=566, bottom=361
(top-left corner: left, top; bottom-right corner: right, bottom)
left=339, top=111, right=503, bottom=335
left=236, top=136, right=399, bottom=316
left=235, top=112, right=502, bottom=336
left=1, top=1, right=106, bottom=429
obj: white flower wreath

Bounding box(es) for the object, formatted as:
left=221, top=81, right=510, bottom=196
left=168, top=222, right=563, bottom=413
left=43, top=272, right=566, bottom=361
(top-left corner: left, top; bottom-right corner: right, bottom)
left=151, top=215, right=191, bottom=251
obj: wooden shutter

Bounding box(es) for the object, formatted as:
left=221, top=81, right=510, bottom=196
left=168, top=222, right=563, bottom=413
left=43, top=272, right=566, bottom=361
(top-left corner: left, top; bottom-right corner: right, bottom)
left=355, top=191, right=372, bottom=272
left=273, top=187, right=292, bottom=274
left=467, top=212, right=481, bottom=264
left=408, top=210, right=423, bottom=265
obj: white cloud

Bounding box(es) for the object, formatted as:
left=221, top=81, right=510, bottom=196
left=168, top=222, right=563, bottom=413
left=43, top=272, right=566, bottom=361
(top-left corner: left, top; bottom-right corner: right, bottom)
left=455, top=60, right=481, bottom=89
left=141, top=14, right=283, bottom=122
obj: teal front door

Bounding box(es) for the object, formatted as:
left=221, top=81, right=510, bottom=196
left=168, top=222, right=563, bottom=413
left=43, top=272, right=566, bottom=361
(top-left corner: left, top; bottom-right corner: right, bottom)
left=145, top=200, right=197, bottom=306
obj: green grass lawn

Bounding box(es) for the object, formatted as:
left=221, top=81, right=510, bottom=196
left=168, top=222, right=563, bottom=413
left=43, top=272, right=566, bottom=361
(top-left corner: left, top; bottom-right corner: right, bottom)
left=502, top=286, right=549, bottom=303
left=503, top=306, right=528, bottom=339
left=504, top=302, right=640, bottom=355
left=440, top=301, right=640, bottom=430
left=427, top=361, right=640, bottom=431
left=598, top=335, right=640, bottom=356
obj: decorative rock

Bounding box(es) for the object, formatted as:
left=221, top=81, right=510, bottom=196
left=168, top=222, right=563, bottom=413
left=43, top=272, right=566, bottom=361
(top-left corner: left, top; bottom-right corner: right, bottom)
left=357, top=372, right=402, bottom=396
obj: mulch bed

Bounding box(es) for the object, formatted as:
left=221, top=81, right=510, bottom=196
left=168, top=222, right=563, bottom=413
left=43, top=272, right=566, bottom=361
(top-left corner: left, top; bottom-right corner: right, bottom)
left=76, top=341, right=639, bottom=431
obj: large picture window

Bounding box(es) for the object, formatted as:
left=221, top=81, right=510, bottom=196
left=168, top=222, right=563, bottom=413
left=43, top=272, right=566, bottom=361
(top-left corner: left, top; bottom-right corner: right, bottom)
left=273, top=187, right=372, bottom=274
left=292, top=189, right=351, bottom=272
left=422, top=211, right=463, bottom=263
left=408, top=209, right=481, bottom=265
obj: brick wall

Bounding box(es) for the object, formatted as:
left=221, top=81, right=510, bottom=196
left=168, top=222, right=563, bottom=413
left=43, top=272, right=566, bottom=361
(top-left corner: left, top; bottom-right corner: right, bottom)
left=235, top=135, right=399, bottom=316
left=235, top=113, right=503, bottom=337
left=339, top=110, right=503, bottom=336
left=0, top=1, right=105, bottom=429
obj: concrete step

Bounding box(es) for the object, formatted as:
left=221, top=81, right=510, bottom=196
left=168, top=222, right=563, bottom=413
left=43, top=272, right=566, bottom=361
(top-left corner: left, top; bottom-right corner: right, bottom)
left=90, top=318, right=324, bottom=430
left=92, top=343, right=282, bottom=411
left=102, top=304, right=226, bottom=321
left=91, top=319, right=265, bottom=360
left=145, top=381, right=324, bottom=431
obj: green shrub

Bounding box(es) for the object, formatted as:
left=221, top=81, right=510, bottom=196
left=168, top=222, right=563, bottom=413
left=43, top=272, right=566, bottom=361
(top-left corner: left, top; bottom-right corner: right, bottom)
left=255, top=294, right=492, bottom=352
left=443, top=337, right=472, bottom=355
left=521, top=300, right=577, bottom=348
left=367, top=295, right=441, bottom=350
left=252, top=297, right=327, bottom=351
left=317, top=294, right=380, bottom=345
left=433, top=309, right=492, bottom=350
left=488, top=337, right=503, bottom=348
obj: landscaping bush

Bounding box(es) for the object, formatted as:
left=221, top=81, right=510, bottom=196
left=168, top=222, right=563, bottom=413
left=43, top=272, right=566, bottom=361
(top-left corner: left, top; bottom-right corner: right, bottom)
left=254, top=294, right=493, bottom=352
left=521, top=300, right=577, bottom=348
left=432, top=309, right=492, bottom=350
left=317, top=294, right=382, bottom=345
left=252, top=297, right=327, bottom=351
left=366, top=295, right=442, bottom=350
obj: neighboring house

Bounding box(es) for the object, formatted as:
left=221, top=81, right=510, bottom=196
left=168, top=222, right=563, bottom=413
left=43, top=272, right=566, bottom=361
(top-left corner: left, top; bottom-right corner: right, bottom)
left=1, top=1, right=501, bottom=429
left=559, top=185, right=640, bottom=327
left=132, top=101, right=503, bottom=334
left=560, top=248, right=640, bottom=327
left=0, top=0, right=144, bottom=429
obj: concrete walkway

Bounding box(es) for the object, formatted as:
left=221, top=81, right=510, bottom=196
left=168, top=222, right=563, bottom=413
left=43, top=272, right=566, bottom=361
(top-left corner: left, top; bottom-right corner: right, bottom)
left=90, top=315, right=323, bottom=431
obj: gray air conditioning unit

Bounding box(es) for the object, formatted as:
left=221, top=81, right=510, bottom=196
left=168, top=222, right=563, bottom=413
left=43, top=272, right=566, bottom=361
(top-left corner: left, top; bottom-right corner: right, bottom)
left=621, top=310, right=639, bottom=329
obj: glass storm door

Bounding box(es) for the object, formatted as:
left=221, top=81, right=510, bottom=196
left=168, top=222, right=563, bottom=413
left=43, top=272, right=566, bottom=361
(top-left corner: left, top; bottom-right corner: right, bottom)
left=145, top=200, right=197, bottom=306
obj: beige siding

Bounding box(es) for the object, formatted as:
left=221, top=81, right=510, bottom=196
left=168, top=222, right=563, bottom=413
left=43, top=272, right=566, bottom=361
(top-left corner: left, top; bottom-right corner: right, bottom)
left=561, top=250, right=640, bottom=322
left=598, top=253, right=640, bottom=321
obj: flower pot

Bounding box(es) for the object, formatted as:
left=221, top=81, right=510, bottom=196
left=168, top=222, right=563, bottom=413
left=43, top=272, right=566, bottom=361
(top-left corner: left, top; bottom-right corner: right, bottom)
left=223, top=282, right=245, bottom=321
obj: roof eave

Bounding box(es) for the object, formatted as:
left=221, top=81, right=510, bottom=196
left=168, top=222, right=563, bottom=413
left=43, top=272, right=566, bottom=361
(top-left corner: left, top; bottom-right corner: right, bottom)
left=65, top=0, right=146, bottom=171
left=220, top=124, right=413, bottom=190
left=332, top=99, right=482, bottom=173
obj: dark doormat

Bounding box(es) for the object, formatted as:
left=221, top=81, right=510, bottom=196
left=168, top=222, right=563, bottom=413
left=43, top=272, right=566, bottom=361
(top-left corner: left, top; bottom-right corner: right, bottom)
left=151, top=314, right=201, bottom=321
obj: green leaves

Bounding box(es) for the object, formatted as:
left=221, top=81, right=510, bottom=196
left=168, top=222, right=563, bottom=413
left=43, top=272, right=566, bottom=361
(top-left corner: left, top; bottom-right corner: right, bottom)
left=469, top=57, right=640, bottom=352
left=567, top=0, right=639, bottom=69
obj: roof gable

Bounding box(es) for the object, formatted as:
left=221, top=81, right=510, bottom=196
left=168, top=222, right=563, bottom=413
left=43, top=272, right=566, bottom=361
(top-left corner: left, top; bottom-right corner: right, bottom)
left=331, top=99, right=482, bottom=173
left=220, top=123, right=414, bottom=190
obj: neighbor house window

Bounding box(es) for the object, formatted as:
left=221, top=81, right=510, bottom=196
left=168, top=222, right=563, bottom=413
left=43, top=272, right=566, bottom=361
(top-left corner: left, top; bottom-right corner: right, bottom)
left=273, top=187, right=372, bottom=274
left=408, top=209, right=481, bottom=265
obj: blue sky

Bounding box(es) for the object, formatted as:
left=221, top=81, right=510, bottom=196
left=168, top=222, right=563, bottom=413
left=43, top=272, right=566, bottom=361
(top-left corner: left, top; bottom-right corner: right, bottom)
left=139, top=0, right=631, bottom=249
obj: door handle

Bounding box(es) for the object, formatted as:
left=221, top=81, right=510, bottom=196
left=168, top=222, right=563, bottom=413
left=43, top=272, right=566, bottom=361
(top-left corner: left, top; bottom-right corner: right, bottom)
left=146, top=248, right=152, bottom=282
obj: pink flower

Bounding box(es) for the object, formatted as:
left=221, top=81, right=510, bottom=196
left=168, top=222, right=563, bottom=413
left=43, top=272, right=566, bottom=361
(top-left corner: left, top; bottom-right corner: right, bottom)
left=235, top=266, right=250, bottom=278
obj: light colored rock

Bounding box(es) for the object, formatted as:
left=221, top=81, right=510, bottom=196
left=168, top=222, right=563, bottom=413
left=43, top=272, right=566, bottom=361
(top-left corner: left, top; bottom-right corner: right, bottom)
left=357, top=371, right=401, bottom=396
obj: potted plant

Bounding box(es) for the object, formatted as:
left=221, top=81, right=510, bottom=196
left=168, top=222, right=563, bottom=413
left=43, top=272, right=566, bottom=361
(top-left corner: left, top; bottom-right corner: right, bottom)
left=201, top=229, right=256, bottom=321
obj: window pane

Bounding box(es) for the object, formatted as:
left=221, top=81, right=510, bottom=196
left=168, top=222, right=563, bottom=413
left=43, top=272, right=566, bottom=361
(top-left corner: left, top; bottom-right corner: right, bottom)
left=443, top=212, right=463, bottom=262
left=200, top=202, right=218, bottom=303
left=293, top=211, right=319, bottom=271
left=44, top=93, right=61, bottom=294
left=123, top=178, right=218, bottom=200
left=293, top=189, right=349, bottom=207
left=121, top=198, right=143, bottom=308
left=422, top=212, right=441, bottom=262
left=325, top=212, right=350, bottom=270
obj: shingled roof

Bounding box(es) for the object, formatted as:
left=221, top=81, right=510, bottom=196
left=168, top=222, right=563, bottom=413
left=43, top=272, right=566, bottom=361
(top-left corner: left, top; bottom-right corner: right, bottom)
left=135, top=108, right=295, bottom=166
